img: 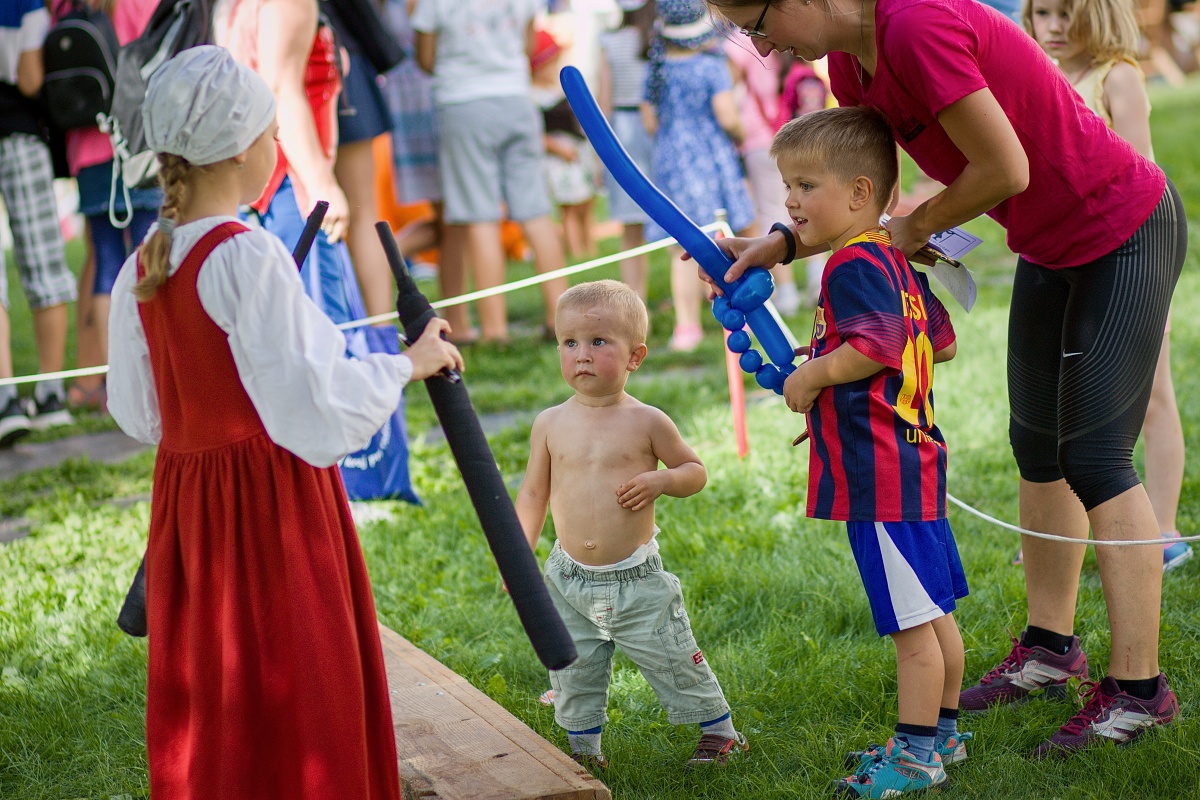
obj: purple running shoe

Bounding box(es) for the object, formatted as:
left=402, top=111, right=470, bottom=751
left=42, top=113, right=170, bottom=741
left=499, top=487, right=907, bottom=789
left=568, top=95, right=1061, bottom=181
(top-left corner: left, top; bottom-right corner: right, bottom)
left=960, top=632, right=1088, bottom=711
left=1033, top=674, right=1178, bottom=758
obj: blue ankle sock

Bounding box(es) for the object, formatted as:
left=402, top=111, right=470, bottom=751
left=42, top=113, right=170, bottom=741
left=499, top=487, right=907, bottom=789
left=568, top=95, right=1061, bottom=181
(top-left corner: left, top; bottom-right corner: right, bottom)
left=936, top=707, right=959, bottom=745
left=894, top=723, right=938, bottom=763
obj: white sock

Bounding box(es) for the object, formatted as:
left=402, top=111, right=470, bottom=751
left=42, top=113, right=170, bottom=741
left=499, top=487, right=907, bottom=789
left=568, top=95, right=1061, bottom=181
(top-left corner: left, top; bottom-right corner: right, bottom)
left=567, top=727, right=602, bottom=755
left=699, top=713, right=737, bottom=739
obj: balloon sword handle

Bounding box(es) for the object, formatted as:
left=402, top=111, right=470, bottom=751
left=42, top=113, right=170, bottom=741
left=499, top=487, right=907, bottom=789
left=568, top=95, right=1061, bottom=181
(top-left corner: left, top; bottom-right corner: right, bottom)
left=292, top=200, right=328, bottom=270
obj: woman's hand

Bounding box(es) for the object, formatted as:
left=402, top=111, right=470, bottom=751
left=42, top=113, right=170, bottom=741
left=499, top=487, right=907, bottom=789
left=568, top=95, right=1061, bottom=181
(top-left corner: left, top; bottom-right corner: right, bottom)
left=309, top=181, right=350, bottom=244
left=404, top=318, right=465, bottom=381
left=685, top=231, right=788, bottom=297
left=883, top=212, right=932, bottom=258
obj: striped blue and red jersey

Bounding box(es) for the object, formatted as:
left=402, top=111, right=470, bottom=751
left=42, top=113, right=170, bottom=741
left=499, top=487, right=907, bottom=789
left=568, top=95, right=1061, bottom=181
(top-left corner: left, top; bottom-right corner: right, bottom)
left=805, top=230, right=956, bottom=522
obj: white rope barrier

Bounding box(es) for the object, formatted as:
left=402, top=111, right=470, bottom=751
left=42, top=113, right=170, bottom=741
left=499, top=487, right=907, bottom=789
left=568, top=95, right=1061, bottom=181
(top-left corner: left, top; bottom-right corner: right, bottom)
left=0, top=364, right=109, bottom=388
left=0, top=223, right=728, bottom=387
left=947, top=492, right=1200, bottom=546
left=3, top=223, right=1193, bottom=549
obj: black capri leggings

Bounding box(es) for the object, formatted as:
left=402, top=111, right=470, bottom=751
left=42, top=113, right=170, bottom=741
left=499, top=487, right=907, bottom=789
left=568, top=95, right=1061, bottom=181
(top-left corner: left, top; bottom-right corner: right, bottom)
left=1008, top=180, right=1188, bottom=511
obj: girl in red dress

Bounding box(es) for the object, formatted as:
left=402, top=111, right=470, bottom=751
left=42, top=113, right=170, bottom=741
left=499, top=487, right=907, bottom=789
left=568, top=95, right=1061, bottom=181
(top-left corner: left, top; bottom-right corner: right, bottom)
left=106, top=46, right=463, bottom=799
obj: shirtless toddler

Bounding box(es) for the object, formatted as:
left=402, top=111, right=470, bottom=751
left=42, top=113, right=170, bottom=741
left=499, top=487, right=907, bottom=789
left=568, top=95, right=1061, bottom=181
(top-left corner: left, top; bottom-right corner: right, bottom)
left=516, top=280, right=746, bottom=771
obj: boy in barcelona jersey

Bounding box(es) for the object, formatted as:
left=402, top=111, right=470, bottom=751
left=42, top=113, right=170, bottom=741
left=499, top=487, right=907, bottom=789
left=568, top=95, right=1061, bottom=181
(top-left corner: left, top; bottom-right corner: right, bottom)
left=773, top=106, right=967, bottom=799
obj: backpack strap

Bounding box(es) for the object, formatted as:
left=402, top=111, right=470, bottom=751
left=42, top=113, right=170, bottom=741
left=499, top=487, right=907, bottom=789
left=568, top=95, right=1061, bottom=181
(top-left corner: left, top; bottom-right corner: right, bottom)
left=108, top=148, right=134, bottom=230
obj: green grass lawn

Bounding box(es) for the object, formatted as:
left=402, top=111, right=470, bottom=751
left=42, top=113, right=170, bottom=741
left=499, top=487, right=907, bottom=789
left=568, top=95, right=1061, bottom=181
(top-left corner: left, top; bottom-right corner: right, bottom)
left=3, top=79, right=1200, bottom=798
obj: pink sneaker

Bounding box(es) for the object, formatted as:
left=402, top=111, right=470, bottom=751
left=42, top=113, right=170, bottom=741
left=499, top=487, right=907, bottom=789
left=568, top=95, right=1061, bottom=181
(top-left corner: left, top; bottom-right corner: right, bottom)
left=959, top=632, right=1088, bottom=710
left=1033, top=674, right=1178, bottom=758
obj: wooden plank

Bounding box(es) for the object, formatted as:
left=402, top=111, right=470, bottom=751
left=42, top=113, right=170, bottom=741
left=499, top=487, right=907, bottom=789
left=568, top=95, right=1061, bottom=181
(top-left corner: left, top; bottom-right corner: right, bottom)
left=379, top=624, right=610, bottom=800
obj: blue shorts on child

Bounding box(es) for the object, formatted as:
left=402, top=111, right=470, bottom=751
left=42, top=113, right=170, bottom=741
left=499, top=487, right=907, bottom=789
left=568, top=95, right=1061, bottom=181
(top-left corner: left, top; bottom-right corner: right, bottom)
left=847, top=519, right=968, bottom=636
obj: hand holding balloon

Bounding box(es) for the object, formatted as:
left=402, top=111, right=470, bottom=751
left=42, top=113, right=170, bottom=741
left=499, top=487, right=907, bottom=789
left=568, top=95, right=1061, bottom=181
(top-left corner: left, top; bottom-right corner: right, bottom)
left=559, top=65, right=797, bottom=394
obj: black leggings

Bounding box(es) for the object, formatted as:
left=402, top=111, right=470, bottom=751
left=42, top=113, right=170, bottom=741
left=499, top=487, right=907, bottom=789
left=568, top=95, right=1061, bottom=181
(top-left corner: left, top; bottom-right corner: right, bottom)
left=1008, top=180, right=1188, bottom=511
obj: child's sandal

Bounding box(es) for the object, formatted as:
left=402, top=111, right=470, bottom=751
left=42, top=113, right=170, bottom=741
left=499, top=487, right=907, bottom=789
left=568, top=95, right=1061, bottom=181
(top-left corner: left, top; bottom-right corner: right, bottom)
left=68, top=383, right=108, bottom=413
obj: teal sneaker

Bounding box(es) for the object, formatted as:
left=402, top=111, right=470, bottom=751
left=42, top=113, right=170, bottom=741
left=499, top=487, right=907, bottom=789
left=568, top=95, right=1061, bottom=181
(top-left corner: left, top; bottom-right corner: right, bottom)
left=834, top=738, right=948, bottom=797
left=844, top=731, right=972, bottom=771
left=1162, top=532, right=1192, bottom=572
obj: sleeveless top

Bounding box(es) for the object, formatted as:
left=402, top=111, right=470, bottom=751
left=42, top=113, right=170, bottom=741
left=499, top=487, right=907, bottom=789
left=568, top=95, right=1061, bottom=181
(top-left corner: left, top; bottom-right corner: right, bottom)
left=599, top=26, right=649, bottom=109
left=1072, top=57, right=1154, bottom=160
left=214, top=0, right=340, bottom=213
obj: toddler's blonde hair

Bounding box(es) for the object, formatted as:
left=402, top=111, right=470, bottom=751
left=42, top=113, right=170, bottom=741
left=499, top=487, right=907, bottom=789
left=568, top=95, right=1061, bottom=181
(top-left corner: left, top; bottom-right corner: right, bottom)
left=557, top=280, right=649, bottom=344
left=1022, top=0, right=1141, bottom=63
left=769, top=106, right=899, bottom=215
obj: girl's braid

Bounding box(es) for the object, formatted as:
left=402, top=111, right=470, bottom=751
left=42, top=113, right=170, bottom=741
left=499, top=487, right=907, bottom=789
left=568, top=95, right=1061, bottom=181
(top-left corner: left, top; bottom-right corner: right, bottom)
left=134, top=154, right=191, bottom=302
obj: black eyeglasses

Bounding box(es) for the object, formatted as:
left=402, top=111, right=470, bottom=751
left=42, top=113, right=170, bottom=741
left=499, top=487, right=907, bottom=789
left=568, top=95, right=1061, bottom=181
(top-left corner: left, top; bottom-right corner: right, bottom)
left=739, top=0, right=771, bottom=38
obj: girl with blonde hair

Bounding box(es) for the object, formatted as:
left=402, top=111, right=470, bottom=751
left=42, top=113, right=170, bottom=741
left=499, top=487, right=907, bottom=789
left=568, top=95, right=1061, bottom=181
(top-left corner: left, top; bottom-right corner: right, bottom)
left=108, top=45, right=462, bottom=798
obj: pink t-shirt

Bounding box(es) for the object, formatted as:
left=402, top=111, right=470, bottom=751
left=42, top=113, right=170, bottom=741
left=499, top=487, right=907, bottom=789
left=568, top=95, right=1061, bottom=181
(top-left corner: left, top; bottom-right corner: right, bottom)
left=829, top=0, right=1164, bottom=268
left=62, top=0, right=159, bottom=173
left=726, top=43, right=779, bottom=153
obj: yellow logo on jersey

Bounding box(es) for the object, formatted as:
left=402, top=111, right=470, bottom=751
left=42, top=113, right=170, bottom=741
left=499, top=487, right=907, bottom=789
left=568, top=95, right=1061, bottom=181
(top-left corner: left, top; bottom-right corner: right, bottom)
left=906, top=428, right=936, bottom=444
left=902, top=290, right=927, bottom=321
left=813, top=304, right=826, bottom=340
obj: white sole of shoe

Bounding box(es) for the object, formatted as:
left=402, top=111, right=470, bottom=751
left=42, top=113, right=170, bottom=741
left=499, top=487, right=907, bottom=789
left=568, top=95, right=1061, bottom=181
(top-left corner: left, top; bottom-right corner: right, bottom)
left=29, top=409, right=73, bottom=431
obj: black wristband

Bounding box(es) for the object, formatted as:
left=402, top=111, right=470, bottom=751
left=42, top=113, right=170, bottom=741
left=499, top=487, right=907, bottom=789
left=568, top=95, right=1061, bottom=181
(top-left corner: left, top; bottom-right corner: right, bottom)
left=769, top=222, right=797, bottom=265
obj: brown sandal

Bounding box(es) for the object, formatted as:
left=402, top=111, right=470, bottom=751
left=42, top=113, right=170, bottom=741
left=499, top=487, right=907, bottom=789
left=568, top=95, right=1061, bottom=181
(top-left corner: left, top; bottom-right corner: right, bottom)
left=571, top=752, right=608, bottom=770
left=68, top=382, right=107, bottom=413
left=687, top=731, right=749, bottom=768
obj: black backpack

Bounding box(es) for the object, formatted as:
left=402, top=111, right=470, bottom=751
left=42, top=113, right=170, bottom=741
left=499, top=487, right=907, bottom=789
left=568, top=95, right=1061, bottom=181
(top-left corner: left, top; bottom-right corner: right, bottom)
left=42, top=0, right=121, bottom=130
left=100, top=0, right=215, bottom=227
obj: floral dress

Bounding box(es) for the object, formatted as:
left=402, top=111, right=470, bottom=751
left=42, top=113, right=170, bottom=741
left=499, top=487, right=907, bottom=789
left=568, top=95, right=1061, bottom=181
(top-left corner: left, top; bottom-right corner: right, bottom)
left=644, top=52, right=754, bottom=242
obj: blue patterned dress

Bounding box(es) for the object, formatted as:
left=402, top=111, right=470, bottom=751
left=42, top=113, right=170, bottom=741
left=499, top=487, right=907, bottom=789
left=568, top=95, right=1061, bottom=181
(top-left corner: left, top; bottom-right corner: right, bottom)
left=644, top=52, right=755, bottom=242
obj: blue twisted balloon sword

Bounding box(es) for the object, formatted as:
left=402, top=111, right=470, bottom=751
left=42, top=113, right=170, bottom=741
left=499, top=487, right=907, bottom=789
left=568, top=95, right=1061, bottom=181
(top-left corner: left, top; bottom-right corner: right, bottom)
left=560, top=65, right=797, bottom=394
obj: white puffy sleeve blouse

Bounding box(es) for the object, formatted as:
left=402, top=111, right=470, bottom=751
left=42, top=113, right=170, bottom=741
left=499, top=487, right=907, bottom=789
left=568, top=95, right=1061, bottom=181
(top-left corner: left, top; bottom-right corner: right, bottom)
left=107, top=216, right=413, bottom=468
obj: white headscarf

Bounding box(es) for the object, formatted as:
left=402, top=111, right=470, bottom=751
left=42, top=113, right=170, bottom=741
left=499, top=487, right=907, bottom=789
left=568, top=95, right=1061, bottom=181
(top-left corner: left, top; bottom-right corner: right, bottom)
left=142, top=45, right=277, bottom=166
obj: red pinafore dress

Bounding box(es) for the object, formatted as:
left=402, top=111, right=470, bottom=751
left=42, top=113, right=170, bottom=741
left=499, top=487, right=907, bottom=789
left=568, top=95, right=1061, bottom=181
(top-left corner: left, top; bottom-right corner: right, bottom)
left=138, top=222, right=401, bottom=800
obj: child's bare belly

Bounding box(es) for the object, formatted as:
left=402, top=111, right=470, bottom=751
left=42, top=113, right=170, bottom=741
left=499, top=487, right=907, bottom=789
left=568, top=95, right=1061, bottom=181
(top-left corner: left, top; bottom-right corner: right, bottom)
left=550, top=471, right=656, bottom=566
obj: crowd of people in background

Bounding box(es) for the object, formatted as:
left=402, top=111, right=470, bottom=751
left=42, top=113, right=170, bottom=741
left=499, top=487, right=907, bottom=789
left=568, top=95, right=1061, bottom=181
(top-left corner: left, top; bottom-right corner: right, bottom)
left=3, top=0, right=1194, bottom=406
left=0, top=0, right=845, bottom=450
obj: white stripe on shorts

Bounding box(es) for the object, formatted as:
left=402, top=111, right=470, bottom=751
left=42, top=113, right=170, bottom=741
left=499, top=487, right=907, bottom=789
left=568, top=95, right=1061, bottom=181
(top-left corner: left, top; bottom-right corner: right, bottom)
left=874, top=521, right=945, bottom=630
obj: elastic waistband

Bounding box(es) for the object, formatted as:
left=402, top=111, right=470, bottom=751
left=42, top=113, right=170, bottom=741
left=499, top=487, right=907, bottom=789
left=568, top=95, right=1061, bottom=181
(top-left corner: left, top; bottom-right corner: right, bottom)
left=548, top=545, right=663, bottom=582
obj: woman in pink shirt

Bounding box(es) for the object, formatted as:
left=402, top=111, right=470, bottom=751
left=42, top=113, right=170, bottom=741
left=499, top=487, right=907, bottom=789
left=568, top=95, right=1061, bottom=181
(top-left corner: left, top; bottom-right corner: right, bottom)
left=707, top=0, right=1186, bottom=761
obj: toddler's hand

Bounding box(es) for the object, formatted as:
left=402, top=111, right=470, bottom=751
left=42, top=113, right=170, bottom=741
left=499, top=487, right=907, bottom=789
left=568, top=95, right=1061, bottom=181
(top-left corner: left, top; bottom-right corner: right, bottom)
left=404, top=319, right=465, bottom=381
left=783, top=360, right=821, bottom=414
left=616, top=471, right=666, bottom=512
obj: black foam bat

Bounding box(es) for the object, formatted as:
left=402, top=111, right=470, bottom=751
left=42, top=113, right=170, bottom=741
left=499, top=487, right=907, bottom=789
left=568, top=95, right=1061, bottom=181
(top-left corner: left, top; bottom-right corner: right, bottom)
left=376, top=222, right=576, bottom=671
